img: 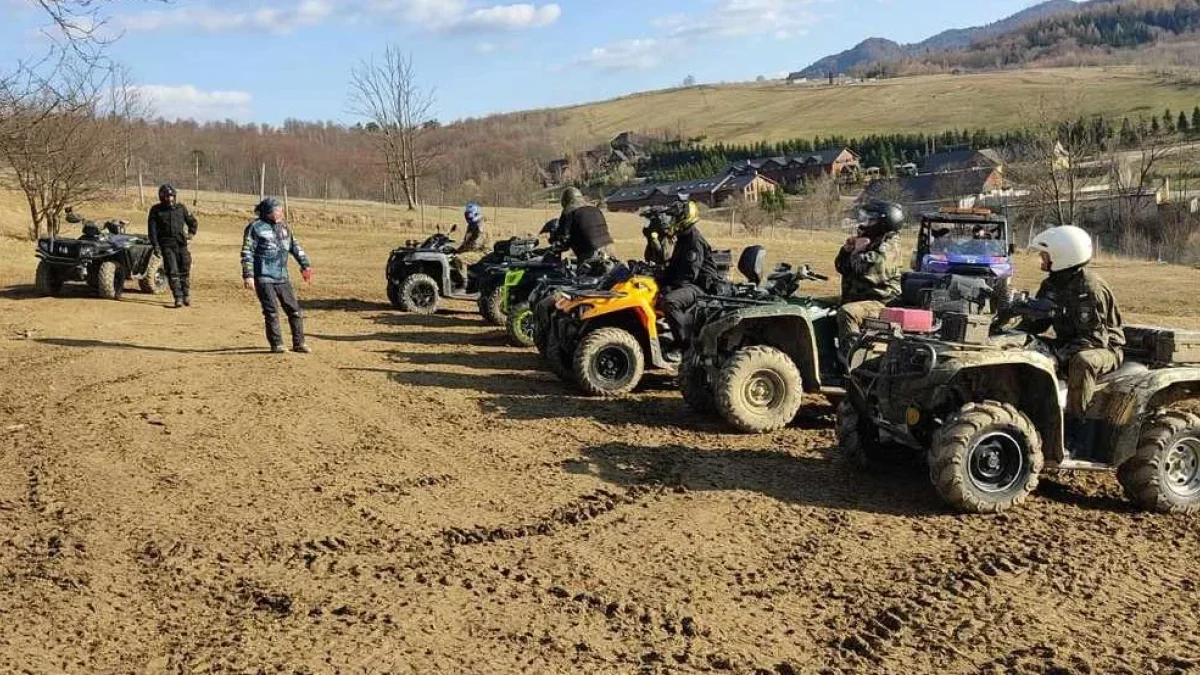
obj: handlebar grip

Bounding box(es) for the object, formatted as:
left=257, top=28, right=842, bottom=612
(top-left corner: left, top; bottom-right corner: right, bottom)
left=811, top=273, right=830, bottom=281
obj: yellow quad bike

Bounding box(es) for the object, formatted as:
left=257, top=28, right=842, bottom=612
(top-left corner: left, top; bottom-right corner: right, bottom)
left=548, top=273, right=677, bottom=397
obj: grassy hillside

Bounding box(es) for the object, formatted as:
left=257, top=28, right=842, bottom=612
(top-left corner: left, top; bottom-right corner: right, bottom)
left=555, top=67, right=1200, bottom=146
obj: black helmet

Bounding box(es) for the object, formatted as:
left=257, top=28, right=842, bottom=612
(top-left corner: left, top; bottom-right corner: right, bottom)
left=158, top=184, right=177, bottom=201
left=859, top=200, right=904, bottom=234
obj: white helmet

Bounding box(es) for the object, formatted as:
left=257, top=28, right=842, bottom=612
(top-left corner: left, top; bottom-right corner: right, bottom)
left=1030, top=225, right=1093, bottom=272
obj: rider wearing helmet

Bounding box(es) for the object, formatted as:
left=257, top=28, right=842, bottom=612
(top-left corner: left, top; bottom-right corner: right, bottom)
left=656, top=198, right=718, bottom=355
left=458, top=202, right=489, bottom=253
left=1025, top=225, right=1124, bottom=455
left=835, top=200, right=905, bottom=355
left=558, top=187, right=614, bottom=268
left=147, top=183, right=199, bottom=308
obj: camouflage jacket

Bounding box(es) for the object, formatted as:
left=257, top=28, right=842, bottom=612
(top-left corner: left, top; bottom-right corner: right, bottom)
left=241, top=219, right=310, bottom=282
left=835, top=232, right=903, bottom=303
left=1025, top=266, right=1125, bottom=358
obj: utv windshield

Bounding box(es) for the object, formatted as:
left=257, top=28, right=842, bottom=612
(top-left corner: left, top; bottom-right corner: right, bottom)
left=928, top=224, right=1007, bottom=258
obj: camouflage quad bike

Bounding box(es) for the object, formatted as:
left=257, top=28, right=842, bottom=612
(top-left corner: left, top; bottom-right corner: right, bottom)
left=35, top=220, right=166, bottom=299
left=841, top=292, right=1200, bottom=514
left=683, top=246, right=840, bottom=433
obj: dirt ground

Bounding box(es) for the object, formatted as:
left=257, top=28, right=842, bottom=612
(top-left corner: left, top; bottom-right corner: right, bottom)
left=2, top=196, right=1199, bottom=674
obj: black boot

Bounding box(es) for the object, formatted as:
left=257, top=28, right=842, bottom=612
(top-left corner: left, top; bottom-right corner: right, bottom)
left=181, top=277, right=191, bottom=306
left=1064, top=417, right=1097, bottom=460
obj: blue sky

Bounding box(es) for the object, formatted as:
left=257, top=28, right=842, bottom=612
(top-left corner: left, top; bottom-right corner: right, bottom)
left=2, top=0, right=1061, bottom=125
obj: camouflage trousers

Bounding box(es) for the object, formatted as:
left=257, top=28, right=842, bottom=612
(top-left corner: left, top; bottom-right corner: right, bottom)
left=837, top=300, right=887, bottom=355
left=1066, top=348, right=1122, bottom=417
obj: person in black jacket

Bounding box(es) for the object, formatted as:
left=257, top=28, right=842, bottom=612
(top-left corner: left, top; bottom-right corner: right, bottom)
left=147, top=184, right=198, bottom=308
left=656, top=199, right=718, bottom=355
left=558, top=187, right=614, bottom=266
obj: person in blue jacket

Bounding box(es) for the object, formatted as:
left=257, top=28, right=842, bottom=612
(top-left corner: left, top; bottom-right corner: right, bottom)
left=241, top=197, right=314, bottom=353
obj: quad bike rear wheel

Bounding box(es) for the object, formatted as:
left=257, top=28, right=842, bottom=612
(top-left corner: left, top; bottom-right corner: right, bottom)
left=35, top=261, right=64, bottom=296
left=397, top=273, right=439, bottom=314
left=97, top=260, right=124, bottom=300
left=478, top=284, right=506, bottom=326
left=139, top=254, right=167, bottom=294
left=507, top=302, right=536, bottom=348
left=714, top=345, right=802, bottom=433
left=929, top=401, right=1042, bottom=514
left=1118, top=409, right=1200, bottom=514
left=573, top=327, right=644, bottom=397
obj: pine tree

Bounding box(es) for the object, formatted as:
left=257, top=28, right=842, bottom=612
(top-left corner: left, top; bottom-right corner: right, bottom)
left=1179, top=111, right=1190, bottom=135
left=1151, top=116, right=1162, bottom=136
left=1193, top=106, right=1200, bottom=135
left=1163, top=109, right=1176, bottom=135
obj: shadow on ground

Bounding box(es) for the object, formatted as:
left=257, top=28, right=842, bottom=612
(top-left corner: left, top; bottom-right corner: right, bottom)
left=34, top=337, right=266, bottom=355
left=566, top=442, right=942, bottom=516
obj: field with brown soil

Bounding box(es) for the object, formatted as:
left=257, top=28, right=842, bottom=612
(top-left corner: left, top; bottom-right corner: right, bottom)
left=2, top=193, right=1200, bottom=674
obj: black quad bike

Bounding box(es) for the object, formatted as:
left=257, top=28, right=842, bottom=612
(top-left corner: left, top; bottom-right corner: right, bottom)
left=35, top=220, right=166, bottom=299
left=841, top=290, right=1200, bottom=515
left=385, top=225, right=540, bottom=316
left=682, top=246, right=841, bottom=433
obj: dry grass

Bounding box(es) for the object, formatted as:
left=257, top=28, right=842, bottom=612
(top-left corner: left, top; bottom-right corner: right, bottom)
left=556, top=67, right=1200, bottom=145
left=2, top=187, right=1198, bottom=329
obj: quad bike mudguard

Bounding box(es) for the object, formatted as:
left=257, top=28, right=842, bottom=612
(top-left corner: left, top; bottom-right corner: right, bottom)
left=1093, top=364, right=1200, bottom=467
left=552, top=276, right=674, bottom=369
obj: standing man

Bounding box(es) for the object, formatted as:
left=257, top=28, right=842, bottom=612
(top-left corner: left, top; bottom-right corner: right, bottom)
left=1024, top=225, right=1124, bottom=456
left=147, top=183, right=199, bottom=308
left=558, top=187, right=614, bottom=269
left=835, top=200, right=905, bottom=356
left=656, top=199, right=718, bottom=356
left=241, top=197, right=314, bottom=354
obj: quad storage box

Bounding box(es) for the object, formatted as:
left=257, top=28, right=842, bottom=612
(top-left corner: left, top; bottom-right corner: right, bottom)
left=1124, top=325, right=1200, bottom=365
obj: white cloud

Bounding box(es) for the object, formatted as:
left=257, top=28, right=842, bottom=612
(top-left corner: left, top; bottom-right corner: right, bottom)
left=132, top=85, right=253, bottom=122
left=572, top=39, right=666, bottom=72
left=119, top=0, right=560, bottom=34
left=576, top=0, right=817, bottom=71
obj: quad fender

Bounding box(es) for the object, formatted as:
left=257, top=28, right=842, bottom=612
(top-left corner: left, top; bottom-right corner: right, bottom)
left=393, top=252, right=451, bottom=293
left=696, top=304, right=834, bottom=391
left=575, top=277, right=660, bottom=340
left=927, top=353, right=1065, bottom=463
left=1098, top=366, right=1200, bottom=467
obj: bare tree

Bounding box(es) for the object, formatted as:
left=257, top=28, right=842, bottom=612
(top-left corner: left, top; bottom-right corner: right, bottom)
left=348, top=47, right=440, bottom=210
left=1004, top=95, right=1102, bottom=227
left=0, top=56, right=147, bottom=238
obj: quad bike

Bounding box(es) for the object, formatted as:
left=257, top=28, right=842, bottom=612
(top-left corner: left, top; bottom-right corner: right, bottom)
left=475, top=219, right=563, bottom=326
left=35, top=220, right=166, bottom=299
left=841, top=289, right=1200, bottom=515
left=385, top=225, right=540, bottom=316
left=906, top=207, right=1015, bottom=311
left=682, top=246, right=840, bottom=433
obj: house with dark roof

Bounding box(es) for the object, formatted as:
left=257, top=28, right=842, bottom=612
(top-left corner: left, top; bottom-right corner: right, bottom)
left=920, top=148, right=1003, bottom=175
left=727, top=147, right=860, bottom=187
left=862, top=167, right=1010, bottom=210
left=605, top=169, right=779, bottom=212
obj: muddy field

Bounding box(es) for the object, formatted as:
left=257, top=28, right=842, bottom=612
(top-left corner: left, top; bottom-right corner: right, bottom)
left=2, top=197, right=1199, bottom=674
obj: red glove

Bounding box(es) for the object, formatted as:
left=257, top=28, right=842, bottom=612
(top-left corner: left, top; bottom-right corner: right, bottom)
left=301, top=268, right=314, bottom=282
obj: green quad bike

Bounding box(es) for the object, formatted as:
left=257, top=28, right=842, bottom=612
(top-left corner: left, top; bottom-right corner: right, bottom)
left=841, top=290, right=1200, bottom=515
left=682, top=245, right=841, bottom=433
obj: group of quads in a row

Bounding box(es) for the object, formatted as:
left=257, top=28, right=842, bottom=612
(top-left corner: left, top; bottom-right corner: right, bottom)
left=386, top=194, right=1200, bottom=517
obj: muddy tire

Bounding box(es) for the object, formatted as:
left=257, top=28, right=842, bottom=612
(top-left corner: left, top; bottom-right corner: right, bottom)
left=679, top=354, right=716, bottom=416
left=397, top=273, right=438, bottom=314
left=506, top=302, right=536, bottom=348
left=714, top=346, right=801, bottom=433
left=138, top=254, right=166, bottom=294
left=478, top=283, right=506, bottom=326
left=573, top=327, right=644, bottom=397
left=97, top=260, right=124, bottom=300
left=35, top=261, right=63, bottom=296
left=1117, top=410, right=1200, bottom=514
left=929, top=401, right=1042, bottom=514
left=544, top=332, right=575, bottom=383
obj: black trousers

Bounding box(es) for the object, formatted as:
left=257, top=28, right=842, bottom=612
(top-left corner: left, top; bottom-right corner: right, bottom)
left=255, top=279, right=305, bottom=348
left=659, top=284, right=702, bottom=347
left=160, top=245, right=192, bottom=299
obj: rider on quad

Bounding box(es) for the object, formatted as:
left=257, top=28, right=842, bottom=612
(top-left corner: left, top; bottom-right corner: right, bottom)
left=835, top=200, right=905, bottom=357
left=558, top=187, right=616, bottom=274
left=1023, top=225, right=1125, bottom=456
left=656, top=199, right=719, bottom=358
